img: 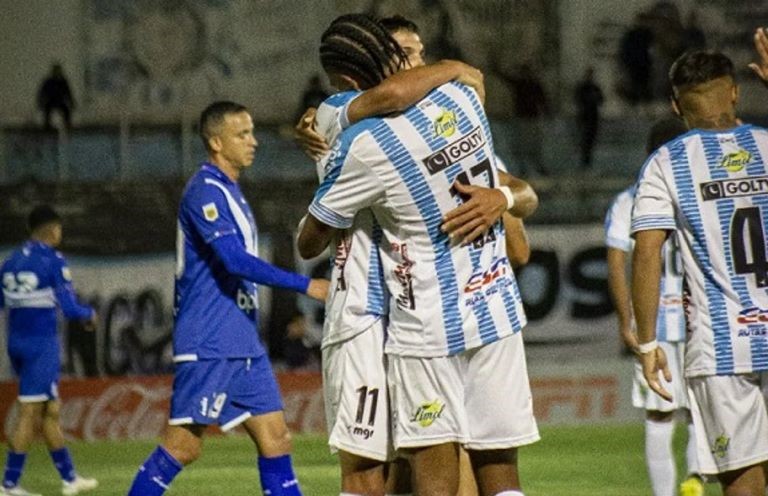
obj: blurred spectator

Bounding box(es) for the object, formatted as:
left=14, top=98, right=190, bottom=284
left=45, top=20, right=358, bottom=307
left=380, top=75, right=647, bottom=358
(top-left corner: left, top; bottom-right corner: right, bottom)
left=37, top=63, right=75, bottom=131
left=574, top=67, right=604, bottom=169
left=618, top=12, right=654, bottom=106
left=282, top=312, right=320, bottom=370
left=495, top=62, right=550, bottom=176
left=295, top=74, right=330, bottom=121
left=682, top=10, right=707, bottom=51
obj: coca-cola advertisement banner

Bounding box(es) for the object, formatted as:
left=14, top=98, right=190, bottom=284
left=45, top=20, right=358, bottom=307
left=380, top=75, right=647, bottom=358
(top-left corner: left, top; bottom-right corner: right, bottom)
left=0, top=360, right=641, bottom=441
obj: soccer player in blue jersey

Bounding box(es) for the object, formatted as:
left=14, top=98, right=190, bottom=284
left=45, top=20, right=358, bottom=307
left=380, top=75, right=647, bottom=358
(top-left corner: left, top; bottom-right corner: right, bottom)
left=632, top=51, right=768, bottom=496
left=299, top=14, right=538, bottom=496
left=127, top=101, right=328, bottom=496
left=1, top=206, right=99, bottom=496
left=606, top=118, right=704, bottom=496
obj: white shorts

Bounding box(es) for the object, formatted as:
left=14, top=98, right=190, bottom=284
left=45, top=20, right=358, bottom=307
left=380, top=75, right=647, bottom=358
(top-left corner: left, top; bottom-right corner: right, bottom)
left=388, top=333, right=540, bottom=451
left=631, top=341, right=688, bottom=412
left=687, top=372, right=768, bottom=475
left=322, top=320, right=392, bottom=461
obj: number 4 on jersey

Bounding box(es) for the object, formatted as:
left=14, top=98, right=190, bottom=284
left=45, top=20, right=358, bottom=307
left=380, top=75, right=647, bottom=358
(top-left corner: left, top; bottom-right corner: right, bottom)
left=731, top=207, right=768, bottom=287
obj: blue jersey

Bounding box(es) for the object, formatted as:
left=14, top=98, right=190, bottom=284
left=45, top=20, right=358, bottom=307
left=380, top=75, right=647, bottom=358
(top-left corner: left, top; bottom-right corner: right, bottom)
left=310, top=82, right=526, bottom=357
left=1, top=240, right=93, bottom=357
left=174, top=164, right=264, bottom=361
left=632, top=124, right=768, bottom=376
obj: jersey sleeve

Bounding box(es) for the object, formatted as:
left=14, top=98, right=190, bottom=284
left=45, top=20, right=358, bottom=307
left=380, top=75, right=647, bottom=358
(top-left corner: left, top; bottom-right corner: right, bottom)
left=605, top=191, right=633, bottom=251
left=52, top=256, right=94, bottom=320
left=631, top=151, right=677, bottom=234
left=315, top=91, right=362, bottom=182
left=182, top=182, right=239, bottom=244
left=309, top=137, right=385, bottom=229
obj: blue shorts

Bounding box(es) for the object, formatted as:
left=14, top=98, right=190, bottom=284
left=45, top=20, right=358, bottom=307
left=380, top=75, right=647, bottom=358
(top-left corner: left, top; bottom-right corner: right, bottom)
left=169, top=355, right=283, bottom=431
left=9, top=349, right=59, bottom=403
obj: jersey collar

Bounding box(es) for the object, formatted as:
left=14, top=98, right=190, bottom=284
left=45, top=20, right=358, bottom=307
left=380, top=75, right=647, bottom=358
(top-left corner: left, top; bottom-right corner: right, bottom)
left=200, top=162, right=234, bottom=185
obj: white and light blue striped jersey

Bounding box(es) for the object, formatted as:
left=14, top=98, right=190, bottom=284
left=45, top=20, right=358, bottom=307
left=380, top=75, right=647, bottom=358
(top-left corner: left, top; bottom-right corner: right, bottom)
left=632, top=124, right=768, bottom=376
left=1, top=241, right=93, bottom=358
left=314, top=91, right=388, bottom=348
left=605, top=186, right=685, bottom=342
left=310, top=82, right=526, bottom=357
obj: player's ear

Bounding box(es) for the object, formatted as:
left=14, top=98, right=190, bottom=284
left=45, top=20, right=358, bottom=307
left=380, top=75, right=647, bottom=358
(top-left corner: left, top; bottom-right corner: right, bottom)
left=670, top=95, right=682, bottom=118
left=340, top=75, right=361, bottom=91
left=209, top=135, right=222, bottom=153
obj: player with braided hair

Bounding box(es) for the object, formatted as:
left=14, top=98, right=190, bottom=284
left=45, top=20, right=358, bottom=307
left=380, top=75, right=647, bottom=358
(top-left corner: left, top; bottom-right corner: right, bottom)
left=300, top=13, right=538, bottom=496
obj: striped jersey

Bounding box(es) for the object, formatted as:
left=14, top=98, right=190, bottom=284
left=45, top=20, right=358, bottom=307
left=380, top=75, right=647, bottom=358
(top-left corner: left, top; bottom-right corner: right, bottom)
left=174, top=163, right=263, bottom=361
left=632, top=124, right=768, bottom=376
left=605, top=186, right=685, bottom=342
left=1, top=240, right=93, bottom=357
left=314, top=91, right=387, bottom=348
left=310, top=82, right=526, bottom=357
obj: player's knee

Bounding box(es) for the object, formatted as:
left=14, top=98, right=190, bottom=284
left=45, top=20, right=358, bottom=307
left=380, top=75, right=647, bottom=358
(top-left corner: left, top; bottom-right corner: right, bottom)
left=164, top=442, right=201, bottom=466
left=44, top=401, right=61, bottom=422
left=646, top=409, right=674, bottom=422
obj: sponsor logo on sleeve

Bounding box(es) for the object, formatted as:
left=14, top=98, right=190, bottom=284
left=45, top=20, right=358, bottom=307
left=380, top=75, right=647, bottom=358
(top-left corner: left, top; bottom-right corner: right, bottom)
left=203, top=202, right=219, bottom=221
left=61, top=267, right=72, bottom=281
left=423, top=126, right=485, bottom=175
left=700, top=175, right=768, bottom=201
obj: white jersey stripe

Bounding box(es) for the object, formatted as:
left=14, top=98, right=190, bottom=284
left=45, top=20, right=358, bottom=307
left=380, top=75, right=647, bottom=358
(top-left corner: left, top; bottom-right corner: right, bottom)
left=669, top=138, right=734, bottom=373
left=370, top=118, right=466, bottom=353
left=204, top=179, right=257, bottom=256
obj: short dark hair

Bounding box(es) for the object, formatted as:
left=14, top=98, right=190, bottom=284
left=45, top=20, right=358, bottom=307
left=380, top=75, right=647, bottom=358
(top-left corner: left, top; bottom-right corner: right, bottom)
left=199, top=101, right=248, bottom=151
left=646, top=117, right=688, bottom=154
left=669, top=50, right=734, bottom=92
left=27, top=205, right=61, bottom=232
left=380, top=15, right=419, bottom=34
left=319, top=13, right=409, bottom=89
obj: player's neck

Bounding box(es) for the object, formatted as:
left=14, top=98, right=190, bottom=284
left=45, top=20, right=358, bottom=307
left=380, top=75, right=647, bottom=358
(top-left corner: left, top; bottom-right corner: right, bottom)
left=684, top=110, right=738, bottom=131
left=30, top=233, right=56, bottom=247
left=209, top=158, right=240, bottom=182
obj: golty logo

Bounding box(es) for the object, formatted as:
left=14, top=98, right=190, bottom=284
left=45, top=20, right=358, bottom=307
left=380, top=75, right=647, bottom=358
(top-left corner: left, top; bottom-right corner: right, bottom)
left=434, top=109, right=457, bottom=138
left=720, top=149, right=751, bottom=173
left=203, top=202, right=219, bottom=222
left=410, top=400, right=445, bottom=427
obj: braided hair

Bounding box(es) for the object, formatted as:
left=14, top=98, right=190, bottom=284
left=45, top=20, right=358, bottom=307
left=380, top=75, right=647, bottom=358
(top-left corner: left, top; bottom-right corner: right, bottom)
left=320, top=13, right=409, bottom=89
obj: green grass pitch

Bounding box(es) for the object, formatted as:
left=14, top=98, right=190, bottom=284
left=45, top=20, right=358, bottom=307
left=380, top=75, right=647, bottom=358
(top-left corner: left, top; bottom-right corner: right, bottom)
left=14, top=424, right=721, bottom=495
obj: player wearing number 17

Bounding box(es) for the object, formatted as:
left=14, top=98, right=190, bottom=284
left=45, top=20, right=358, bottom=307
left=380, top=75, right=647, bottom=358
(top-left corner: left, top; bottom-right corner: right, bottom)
left=631, top=50, right=768, bottom=496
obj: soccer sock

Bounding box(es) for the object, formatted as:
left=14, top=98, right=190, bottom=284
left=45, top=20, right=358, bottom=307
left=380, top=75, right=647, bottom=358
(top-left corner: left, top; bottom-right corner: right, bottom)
left=493, top=491, right=525, bottom=496
left=127, top=446, right=183, bottom=496
left=50, top=447, right=76, bottom=482
left=2, top=451, right=26, bottom=489
left=645, top=419, right=675, bottom=496
left=258, top=454, right=302, bottom=496
left=685, top=422, right=700, bottom=477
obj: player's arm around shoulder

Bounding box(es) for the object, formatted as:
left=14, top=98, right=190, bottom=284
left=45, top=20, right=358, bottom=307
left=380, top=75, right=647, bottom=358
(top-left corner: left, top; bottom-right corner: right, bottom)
left=347, top=59, right=485, bottom=123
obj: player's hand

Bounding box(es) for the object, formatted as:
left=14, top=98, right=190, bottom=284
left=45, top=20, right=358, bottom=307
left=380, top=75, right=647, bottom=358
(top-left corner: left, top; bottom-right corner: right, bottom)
left=293, top=107, right=329, bottom=161
left=639, top=346, right=673, bottom=402
left=749, top=28, right=768, bottom=86
left=454, top=62, right=485, bottom=105
left=306, top=278, right=330, bottom=302
left=84, top=311, right=98, bottom=332
left=441, top=182, right=506, bottom=244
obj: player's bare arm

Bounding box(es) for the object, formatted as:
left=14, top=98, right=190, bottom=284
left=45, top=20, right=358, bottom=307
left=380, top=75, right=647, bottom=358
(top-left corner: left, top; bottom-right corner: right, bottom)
left=606, top=247, right=639, bottom=353
left=503, top=214, right=530, bottom=268
left=297, top=214, right=337, bottom=260
left=294, top=60, right=485, bottom=160
left=441, top=172, right=538, bottom=244
left=631, top=229, right=673, bottom=402
left=749, top=27, right=768, bottom=86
